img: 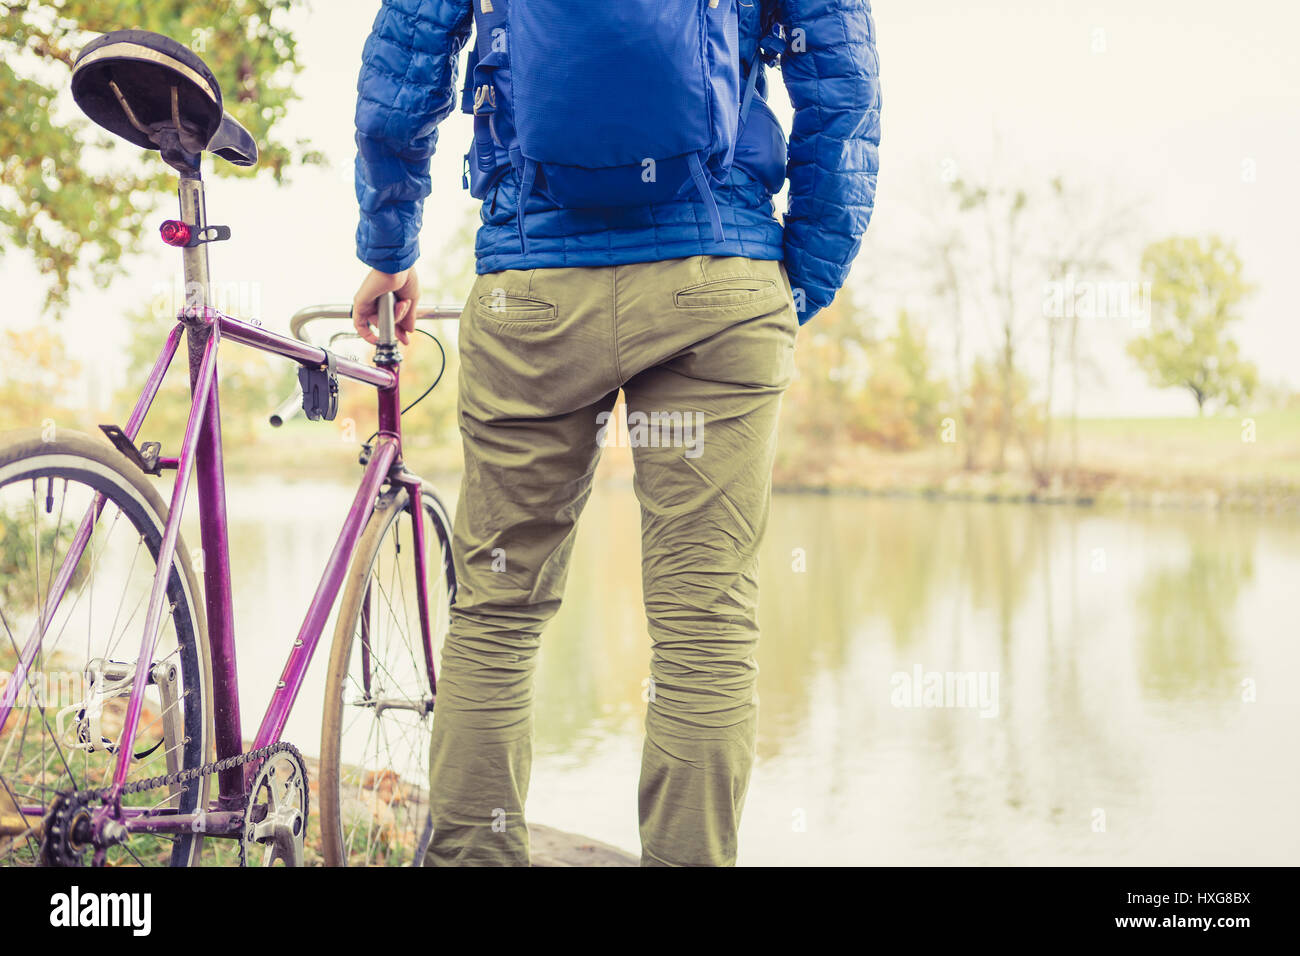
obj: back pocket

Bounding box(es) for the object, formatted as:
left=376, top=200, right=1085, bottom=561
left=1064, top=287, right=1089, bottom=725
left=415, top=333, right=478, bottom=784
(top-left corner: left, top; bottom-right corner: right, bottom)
left=475, top=289, right=557, bottom=324
left=673, top=274, right=780, bottom=310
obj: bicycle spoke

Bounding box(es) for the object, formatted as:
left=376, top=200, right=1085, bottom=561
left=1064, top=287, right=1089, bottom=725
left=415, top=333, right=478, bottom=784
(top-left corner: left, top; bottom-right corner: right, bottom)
left=43, top=478, right=69, bottom=619
left=370, top=574, right=426, bottom=703
left=1, top=453, right=205, bottom=867
left=1, top=607, right=81, bottom=792
left=321, top=495, right=451, bottom=866
left=39, top=506, right=126, bottom=664
left=103, top=532, right=145, bottom=657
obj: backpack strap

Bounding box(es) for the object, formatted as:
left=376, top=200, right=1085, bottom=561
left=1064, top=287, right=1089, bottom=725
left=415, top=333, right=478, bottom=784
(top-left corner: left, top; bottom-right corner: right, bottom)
left=473, top=0, right=508, bottom=60
left=459, top=45, right=478, bottom=115
left=687, top=151, right=725, bottom=243
left=740, top=25, right=786, bottom=131
left=516, top=155, right=536, bottom=254
left=470, top=0, right=510, bottom=174
left=471, top=0, right=538, bottom=251
left=691, top=22, right=785, bottom=242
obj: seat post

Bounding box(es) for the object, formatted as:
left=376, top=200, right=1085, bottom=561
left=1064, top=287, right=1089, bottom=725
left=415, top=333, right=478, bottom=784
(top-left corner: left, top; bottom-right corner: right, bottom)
left=177, top=169, right=213, bottom=311
left=173, top=164, right=243, bottom=801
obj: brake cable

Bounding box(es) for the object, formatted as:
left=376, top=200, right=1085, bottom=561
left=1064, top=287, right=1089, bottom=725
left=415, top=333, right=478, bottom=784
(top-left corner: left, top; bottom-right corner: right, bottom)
left=363, top=327, right=447, bottom=447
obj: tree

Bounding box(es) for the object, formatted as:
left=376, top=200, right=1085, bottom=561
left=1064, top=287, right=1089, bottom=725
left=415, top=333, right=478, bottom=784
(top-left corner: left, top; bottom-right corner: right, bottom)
left=1128, top=236, right=1258, bottom=414
left=1035, top=176, right=1137, bottom=482
left=961, top=355, right=1038, bottom=470
left=861, top=310, right=947, bottom=450
left=0, top=325, right=82, bottom=430
left=909, top=160, right=1141, bottom=483
left=0, top=1, right=318, bottom=313
left=951, top=175, right=1029, bottom=472
left=908, top=217, right=976, bottom=468
left=775, top=289, right=878, bottom=480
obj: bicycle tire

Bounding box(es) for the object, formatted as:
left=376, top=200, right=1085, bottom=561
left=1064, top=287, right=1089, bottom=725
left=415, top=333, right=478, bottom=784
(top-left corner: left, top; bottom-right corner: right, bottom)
left=318, top=480, right=455, bottom=867
left=0, top=429, right=212, bottom=867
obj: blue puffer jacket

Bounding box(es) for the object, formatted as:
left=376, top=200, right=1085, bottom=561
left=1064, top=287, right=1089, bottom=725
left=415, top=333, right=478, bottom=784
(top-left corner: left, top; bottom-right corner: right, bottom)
left=355, top=0, right=880, bottom=323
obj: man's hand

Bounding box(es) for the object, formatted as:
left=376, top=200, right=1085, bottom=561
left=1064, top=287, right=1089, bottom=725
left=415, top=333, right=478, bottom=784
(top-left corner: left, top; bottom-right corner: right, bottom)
left=352, top=267, right=419, bottom=346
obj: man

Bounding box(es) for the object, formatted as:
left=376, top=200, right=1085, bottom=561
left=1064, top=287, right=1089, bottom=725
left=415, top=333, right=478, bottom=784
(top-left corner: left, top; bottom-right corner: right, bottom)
left=352, top=0, right=880, bottom=866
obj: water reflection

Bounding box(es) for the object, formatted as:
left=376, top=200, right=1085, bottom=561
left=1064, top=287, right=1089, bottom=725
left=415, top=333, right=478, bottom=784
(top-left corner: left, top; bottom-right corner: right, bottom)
left=215, top=479, right=1299, bottom=865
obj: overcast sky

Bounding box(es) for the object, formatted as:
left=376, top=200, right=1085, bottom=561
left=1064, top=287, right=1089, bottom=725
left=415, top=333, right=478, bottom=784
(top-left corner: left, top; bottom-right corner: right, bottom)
left=2, top=0, right=1296, bottom=417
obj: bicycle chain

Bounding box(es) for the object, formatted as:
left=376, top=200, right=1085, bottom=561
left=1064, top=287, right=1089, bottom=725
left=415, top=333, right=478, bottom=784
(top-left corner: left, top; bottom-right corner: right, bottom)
left=119, top=740, right=300, bottom=799
left=43, top=741, right=303, bottom=863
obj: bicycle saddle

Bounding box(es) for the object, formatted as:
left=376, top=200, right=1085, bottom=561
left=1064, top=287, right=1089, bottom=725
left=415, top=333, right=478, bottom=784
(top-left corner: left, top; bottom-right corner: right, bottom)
left=71, top=29, right=257, bottom=170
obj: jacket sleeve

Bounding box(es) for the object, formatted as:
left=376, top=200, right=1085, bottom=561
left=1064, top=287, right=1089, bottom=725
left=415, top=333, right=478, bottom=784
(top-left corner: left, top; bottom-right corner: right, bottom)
left=355, top=0, right=474, bottom=274
left=775, top=0, right=881, bottom=323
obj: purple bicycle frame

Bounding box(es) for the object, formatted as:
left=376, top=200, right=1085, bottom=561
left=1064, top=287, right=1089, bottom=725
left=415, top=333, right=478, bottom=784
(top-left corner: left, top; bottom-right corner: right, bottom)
left=104, top=302, right=418, bottom=813
left=1, top=166, right=443, bottom=841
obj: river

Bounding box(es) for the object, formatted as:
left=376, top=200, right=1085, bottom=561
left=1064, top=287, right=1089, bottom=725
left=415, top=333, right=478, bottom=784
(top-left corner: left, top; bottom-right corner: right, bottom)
left=213, top=477, right=1300, bottom=865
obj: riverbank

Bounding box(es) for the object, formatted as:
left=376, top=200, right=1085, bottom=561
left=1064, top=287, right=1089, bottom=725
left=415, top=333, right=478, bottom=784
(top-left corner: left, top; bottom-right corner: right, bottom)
left=294, top=750, right=638, bottom=867
left=223, top=409, right=1300, bottom=512
left=771, top=410, right=1300, bottom=511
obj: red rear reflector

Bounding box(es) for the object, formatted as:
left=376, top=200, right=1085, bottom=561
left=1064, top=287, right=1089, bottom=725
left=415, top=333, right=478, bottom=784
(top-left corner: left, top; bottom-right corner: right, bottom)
left=160, top=220, right=192, bottom=247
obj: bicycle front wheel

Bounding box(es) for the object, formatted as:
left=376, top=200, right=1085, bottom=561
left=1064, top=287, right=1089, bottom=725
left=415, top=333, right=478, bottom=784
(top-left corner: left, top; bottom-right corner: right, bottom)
left=318, top=481, right=454, bottom=866
left=0, top=429, right=212, bottom=867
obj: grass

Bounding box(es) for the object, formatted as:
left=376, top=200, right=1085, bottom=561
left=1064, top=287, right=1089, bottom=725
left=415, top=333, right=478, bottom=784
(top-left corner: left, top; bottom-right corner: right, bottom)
left=771, top=408, right=1300, bottom=509
left=1070, top=410, right=1300, bottom=483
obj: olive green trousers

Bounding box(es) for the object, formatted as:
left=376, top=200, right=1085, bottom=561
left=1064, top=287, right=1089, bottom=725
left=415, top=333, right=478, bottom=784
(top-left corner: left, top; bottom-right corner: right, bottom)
left=424, top=255, right=797, bottom=866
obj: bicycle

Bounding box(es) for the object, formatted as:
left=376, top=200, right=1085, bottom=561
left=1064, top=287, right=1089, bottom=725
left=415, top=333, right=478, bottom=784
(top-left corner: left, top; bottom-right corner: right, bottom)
left=0, top=29, right=461, bottom=866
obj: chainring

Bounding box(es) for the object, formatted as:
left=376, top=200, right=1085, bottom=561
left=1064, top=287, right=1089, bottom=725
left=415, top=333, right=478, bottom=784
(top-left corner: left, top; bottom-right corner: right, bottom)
left=37, top=741, right=305, bottom=866
left=239, top=744, right=309, bottom=867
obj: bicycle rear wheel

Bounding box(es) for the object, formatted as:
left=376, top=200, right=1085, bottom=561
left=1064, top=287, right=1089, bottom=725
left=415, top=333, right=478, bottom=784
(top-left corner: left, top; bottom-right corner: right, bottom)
left=318, top=481, right=454, bottom=866
left=0, top=429, right=211, bottom=866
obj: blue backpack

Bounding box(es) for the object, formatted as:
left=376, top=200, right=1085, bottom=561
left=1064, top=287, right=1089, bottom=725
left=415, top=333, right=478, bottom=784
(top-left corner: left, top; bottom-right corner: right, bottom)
left=461, top=0, right=781, bottom=252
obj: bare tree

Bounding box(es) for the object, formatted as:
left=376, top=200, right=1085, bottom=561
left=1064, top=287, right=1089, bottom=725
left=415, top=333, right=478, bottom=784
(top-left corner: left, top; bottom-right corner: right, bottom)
left=1036, top=177, right=1141, bottom=483
left=950, top=177, right=1031, bottom=474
